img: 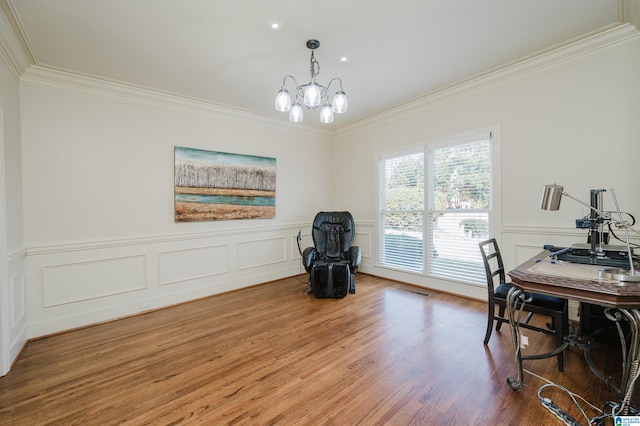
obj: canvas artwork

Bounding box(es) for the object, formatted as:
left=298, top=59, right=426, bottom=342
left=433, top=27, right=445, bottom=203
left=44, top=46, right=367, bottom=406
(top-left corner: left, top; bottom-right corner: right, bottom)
left=174, top=147, right=276, bottom=222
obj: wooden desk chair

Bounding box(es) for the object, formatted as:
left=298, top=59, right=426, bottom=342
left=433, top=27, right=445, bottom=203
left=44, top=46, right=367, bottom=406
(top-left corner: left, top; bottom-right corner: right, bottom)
left=479, top=238, right=569, bottom=371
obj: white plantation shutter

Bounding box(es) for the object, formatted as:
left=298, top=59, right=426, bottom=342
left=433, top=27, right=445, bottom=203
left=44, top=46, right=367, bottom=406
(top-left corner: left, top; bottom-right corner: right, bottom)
left=379, top=153, right=425, bottom=272
left=379, top=133, right=493, bottom=285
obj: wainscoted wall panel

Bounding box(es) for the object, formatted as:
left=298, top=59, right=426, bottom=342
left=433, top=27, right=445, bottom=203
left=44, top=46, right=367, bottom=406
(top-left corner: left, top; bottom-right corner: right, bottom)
left=354, top=222, right=374, bottom=272
left=291, top=234, right=303, bottom=260
left=237, top=237, right=286, bottom=270
left=513, top=244, right=547, bottom=268
left=6, top=247, right=28, bottom=375
left=25, top=225, right=307, bottom=338
left=159, top=245, right=228, bottom=286
left=501, top=225, right=582, bottom=272
left=10, top=272, right=25, bottom=328
left=7, top=249, right=27, bottom=373
left=354, top=230, right=371, bottom=260
left=43, top=255, right=147, bottom=307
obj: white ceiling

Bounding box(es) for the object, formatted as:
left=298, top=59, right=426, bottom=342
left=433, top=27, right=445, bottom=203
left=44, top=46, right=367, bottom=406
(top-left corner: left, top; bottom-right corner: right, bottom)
left=6, top=0, right=626, bottom=128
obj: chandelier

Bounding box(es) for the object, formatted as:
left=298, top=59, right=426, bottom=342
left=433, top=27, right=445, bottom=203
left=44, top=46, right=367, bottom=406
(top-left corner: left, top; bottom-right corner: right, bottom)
left=274, top=39, right=348, bottom=124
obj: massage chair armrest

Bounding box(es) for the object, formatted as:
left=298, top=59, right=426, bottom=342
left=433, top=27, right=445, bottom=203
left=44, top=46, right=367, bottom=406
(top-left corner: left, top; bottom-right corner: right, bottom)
left=349, top=246, right=362, bottom=269
left=302, top=247, right=316, bottom=272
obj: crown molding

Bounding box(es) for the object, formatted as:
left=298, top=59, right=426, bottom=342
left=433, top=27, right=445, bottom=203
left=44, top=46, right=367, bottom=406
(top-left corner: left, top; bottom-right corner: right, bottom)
left=335, top=23, right=640, bottom=135
left=20, top=65, right=331, bottom=136
left=622, top=0, right=640, bottom=29
left=0, top=0, right=31, bottom=80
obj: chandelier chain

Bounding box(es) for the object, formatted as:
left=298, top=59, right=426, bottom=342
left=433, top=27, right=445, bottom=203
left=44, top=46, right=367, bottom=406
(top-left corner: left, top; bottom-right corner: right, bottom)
left=309, top=51, right=320, bottom=80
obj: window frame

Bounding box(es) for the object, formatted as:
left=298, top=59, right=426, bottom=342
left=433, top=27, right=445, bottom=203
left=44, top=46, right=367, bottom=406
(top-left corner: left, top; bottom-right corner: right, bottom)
left=376, top=127, right=501, bottom=286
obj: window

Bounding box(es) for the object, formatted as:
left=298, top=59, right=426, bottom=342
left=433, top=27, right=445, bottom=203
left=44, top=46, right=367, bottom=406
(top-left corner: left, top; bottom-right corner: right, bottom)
left=379, top=132, right=495, bottom=285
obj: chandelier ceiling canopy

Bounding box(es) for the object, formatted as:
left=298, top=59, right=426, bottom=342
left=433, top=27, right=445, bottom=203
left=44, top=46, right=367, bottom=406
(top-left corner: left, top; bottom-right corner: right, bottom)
left=275, top=39, right=348, bottom=124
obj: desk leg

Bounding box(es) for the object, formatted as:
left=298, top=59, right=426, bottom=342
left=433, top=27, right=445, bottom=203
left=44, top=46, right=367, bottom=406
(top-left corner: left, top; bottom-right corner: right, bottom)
left=614, top=308, right=640, bottom=415
left=505, top=286, right=570, bottom=391
left=506, top=286, right=525, bottom=390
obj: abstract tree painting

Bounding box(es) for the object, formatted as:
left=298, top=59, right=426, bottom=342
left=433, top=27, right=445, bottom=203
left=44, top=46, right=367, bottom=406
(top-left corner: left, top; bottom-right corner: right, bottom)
left=174, top=147, right=276, bottom=222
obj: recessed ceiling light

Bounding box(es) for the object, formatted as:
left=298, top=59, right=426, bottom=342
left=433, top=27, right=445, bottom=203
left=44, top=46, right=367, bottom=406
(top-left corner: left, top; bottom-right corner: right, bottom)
left=339, top=55, right=350, bottom=63
left=269, top=20, right=281, bottom=31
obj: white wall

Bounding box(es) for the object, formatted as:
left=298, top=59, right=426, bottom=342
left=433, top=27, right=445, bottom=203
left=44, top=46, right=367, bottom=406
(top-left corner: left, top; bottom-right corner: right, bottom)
left=0, top=8, right=27, bottom=373
left=20, top=71, right=334, bottom=337
left=332, top=24, right=640, bottom=306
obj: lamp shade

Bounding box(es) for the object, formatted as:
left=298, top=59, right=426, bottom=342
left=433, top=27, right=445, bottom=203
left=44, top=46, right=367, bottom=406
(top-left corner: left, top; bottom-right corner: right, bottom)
left=332, top=90, right=348, bottom=113
left=320, top=103, right=334, bottom=124
left=540, top=184, right=563, bottom=211
left=289, top=102, right=303, bottom=123
left=303, top=83, right=322, bottom=108
left=275, top=88, right=291, bottom=112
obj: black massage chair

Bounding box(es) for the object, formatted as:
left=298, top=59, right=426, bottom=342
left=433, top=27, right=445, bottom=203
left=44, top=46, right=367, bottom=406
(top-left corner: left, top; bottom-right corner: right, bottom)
left=301, top=211, right=361, bottom=298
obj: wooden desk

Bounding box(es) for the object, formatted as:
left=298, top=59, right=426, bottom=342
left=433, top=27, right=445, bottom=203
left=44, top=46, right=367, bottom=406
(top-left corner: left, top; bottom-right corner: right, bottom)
left=509, top=251, right=640, bottom=308
left=507, top=251, right=640, bottom=414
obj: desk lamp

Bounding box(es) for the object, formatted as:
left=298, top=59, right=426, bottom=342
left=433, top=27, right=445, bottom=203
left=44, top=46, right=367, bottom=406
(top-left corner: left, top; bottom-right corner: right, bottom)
left=540, top=184, right=640, bottom=282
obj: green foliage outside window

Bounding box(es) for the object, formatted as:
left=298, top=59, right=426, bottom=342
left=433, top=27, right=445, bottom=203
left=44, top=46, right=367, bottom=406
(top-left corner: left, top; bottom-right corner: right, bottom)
left=384, top=155, right=424, bottom=230
left=432, top=142, right=490, bottom=210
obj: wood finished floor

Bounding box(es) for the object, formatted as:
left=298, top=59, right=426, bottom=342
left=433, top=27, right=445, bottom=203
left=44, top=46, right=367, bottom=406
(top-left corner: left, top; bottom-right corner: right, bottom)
left=0, top=274, right=629, bottom=425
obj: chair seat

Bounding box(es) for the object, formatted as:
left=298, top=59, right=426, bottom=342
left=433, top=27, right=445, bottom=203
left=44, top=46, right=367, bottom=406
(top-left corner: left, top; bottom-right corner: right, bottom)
left=480, top=238, right=569, bottom=371
left=495, top=282, right=565, bottom=312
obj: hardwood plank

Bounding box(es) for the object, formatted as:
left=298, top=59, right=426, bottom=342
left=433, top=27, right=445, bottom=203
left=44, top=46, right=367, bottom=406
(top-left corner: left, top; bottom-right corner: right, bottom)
left=0, top=274, right=629, bottom=425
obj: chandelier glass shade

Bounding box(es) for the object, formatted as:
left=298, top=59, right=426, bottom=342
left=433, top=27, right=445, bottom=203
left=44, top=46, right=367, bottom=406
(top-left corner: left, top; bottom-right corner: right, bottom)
left=275, top=39, right=348, bottom=124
